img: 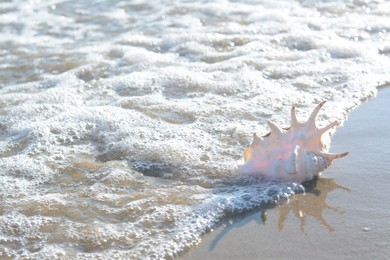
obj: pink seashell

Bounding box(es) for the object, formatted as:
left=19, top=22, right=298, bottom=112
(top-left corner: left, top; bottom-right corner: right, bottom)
left=238, top=101, right=348, bottom=183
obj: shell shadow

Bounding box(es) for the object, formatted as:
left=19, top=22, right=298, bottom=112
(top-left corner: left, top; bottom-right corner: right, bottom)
left=277, top=177, right=350, bottom=232
left=208, top=177, right=350, bottom=251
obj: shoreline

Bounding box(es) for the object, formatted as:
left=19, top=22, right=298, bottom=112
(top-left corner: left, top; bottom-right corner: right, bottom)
left=183, top=87, right=390, bottom=259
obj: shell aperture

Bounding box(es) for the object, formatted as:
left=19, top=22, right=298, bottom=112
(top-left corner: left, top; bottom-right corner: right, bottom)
left=238, top=102, right=348, bottom=183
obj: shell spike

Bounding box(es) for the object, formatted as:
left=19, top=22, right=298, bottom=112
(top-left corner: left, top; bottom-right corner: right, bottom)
left=307, top=101, right=326, bottom=129
left=291, top=106, right=299, bottom=127
left=327, top=151, right=349, bottom=160
left=253, top=132, right=262, bottom=140
left=267, top=120, right=284, bottom=136
left=315, top=151, right=349, bottom=161
left=317, top=120, right=339, bottom=136
left=252, top=133, right=262, bottom=145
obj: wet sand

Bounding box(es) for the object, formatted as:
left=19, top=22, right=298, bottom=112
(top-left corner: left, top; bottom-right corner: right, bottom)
left=184, top=87, right=390, bottom=260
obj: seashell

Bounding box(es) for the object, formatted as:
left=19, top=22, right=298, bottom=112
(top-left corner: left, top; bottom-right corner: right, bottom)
left=238, top=101, right=348, bottom=183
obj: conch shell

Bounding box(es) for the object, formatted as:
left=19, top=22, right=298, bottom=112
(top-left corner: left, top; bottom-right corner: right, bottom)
left=238, top=102, right=348, bottom=183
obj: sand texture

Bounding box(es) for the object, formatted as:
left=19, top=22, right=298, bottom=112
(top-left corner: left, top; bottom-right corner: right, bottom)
left=184, top=87, right=390, bottom=260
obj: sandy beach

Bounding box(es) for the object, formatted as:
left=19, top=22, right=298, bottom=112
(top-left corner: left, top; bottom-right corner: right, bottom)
left=2, top=1, right=390, bottom=258
left=184, top=87, right=390, bottom=260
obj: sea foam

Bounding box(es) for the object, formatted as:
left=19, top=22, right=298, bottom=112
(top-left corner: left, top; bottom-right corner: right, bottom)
left=1, top=0, right=390, bottom=258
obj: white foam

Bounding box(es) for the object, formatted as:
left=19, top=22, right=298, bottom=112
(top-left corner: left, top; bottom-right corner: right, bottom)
left=1, top=0, right=390, bottom=258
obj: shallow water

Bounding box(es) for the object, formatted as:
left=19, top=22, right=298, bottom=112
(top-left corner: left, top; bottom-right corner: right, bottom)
left=1, top=0, right=390, bottom=258
left=185, top=87, right=390, bottom=260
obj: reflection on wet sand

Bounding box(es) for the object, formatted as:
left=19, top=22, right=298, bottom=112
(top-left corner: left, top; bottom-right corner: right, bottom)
left=277, top=178, right=350, bottom=232
left=207, top=177, right=350, bottom=251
